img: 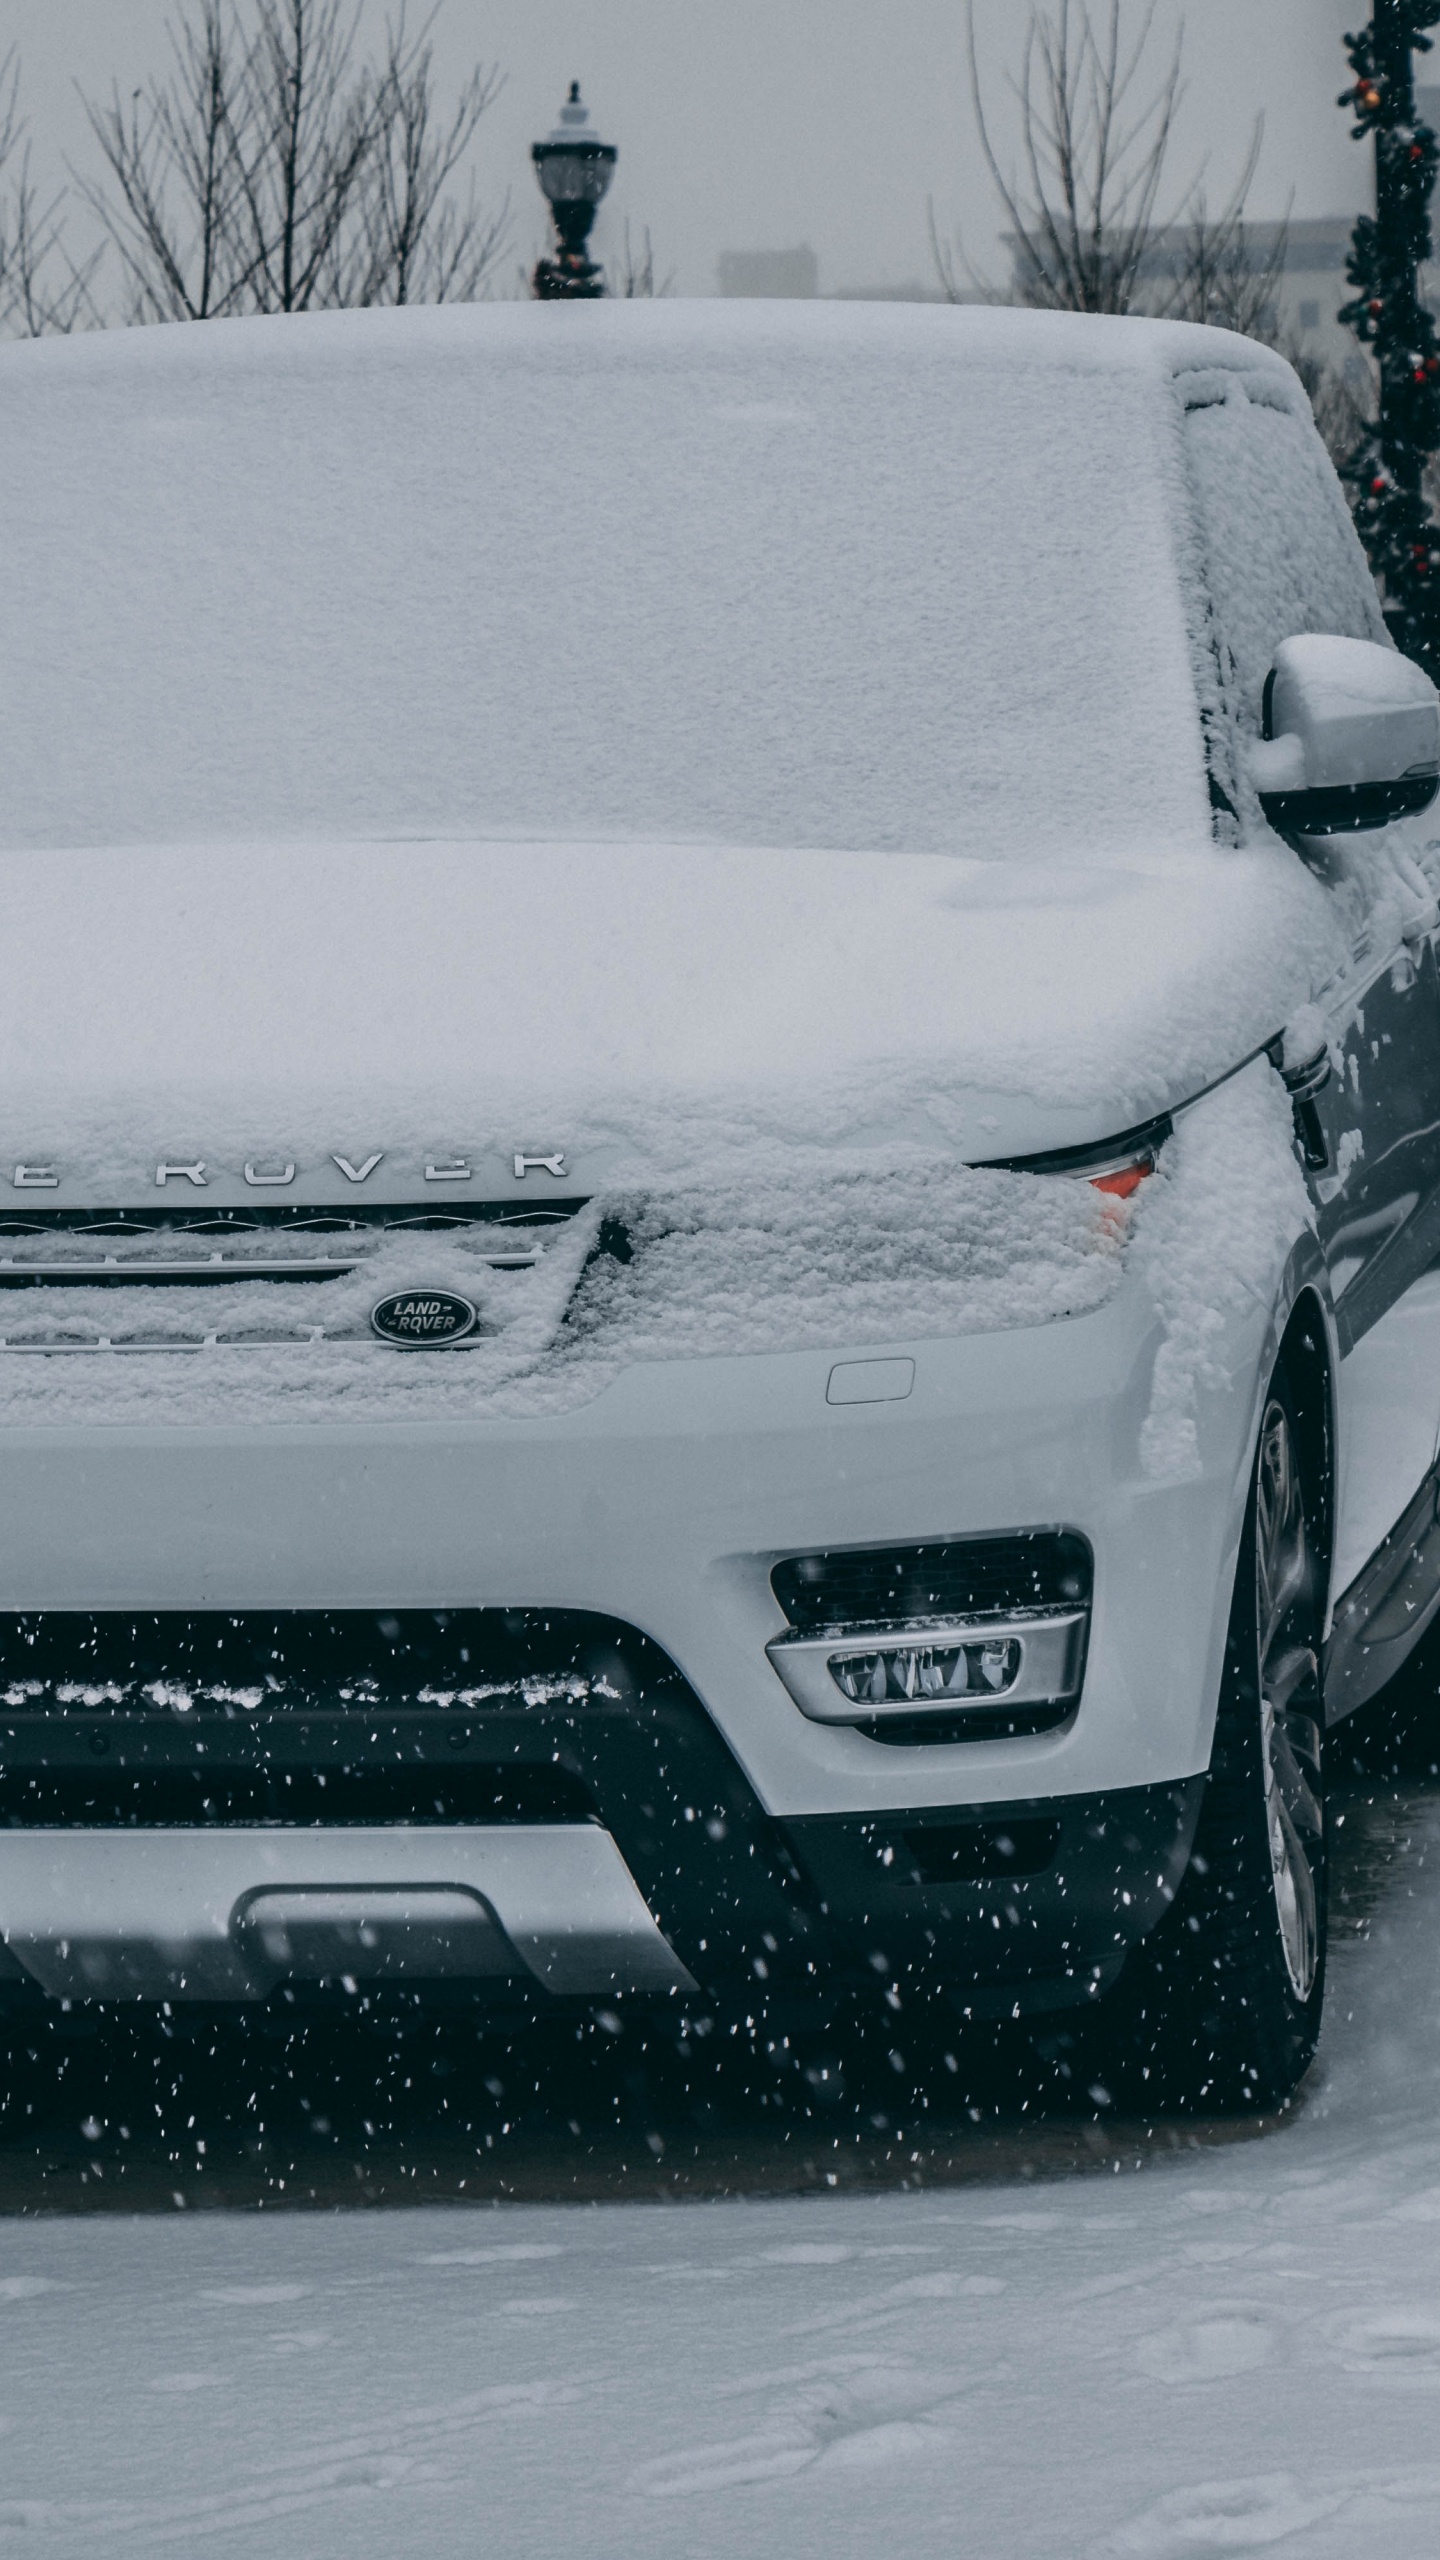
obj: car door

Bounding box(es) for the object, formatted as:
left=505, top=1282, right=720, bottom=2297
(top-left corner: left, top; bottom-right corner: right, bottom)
left=1304, top=877, right=1440, bottom=1595
left=1181, top=369, right=1440, bottom=1596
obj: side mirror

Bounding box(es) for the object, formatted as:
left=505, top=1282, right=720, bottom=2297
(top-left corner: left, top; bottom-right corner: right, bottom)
left=1250, top=633, right=1440, bottom=837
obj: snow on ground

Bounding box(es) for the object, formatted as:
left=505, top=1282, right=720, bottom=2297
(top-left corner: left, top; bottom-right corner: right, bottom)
left=1, top=1795, right=1440, bottom=2554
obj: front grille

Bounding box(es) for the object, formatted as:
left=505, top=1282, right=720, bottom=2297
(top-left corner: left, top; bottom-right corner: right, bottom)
left=0, top=1606, right=615, bottom=1718
left=0, top=1203, right=584, bottom=1353
left=771, top=1532, right=1093, bottom=1635
left=0, top=1609, right=822, bottom=2000
left=0, top=1766, right=594, bottom=1828
left=0, top=1612, right=615, bottom=1828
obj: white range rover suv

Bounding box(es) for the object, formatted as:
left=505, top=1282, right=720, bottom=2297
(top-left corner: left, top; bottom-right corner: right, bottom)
left=0, top=298, right=1436, bottom=2110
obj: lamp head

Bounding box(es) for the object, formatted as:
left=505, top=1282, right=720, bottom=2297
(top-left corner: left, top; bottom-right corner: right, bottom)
left=532, top=83, right=617, bottom=254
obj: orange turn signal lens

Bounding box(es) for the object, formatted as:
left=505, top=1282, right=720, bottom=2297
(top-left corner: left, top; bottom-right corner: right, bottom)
left=1089, top=1162, right=1151, bottom=1200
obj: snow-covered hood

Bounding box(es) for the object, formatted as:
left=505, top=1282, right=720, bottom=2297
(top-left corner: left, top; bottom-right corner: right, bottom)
left=0, top=836, right=1347, bottom=1206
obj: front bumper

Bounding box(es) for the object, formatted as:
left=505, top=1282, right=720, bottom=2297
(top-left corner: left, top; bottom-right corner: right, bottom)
left=0, top=1274, right=1257, bottom=1817
left=0, top=1644, right=1204, bottom=2015
left=0, top=1821, right=699, bottom=2004
left=0, top=1274, right=1264, bottom=2013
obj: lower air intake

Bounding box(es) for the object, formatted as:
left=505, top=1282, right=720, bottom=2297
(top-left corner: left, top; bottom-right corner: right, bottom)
left=767, top=1532, right=1092, bottom=1740
left=770, top=1531, right=1091, bottom=1632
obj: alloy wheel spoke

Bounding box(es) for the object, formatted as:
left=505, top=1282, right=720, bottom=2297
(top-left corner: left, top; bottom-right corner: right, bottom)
left=1265, top=1736, right=1319, bottom=2001
left=1265, top=1700, right=1324, bottom=1847
left=1257, top=1419, right=1308, bottom=1655
left=1254, top=1401, right=1322, bottom=2005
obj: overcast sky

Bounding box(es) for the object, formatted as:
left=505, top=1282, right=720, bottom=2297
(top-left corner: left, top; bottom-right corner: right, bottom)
left=5, top=0, right=1371, bottom=298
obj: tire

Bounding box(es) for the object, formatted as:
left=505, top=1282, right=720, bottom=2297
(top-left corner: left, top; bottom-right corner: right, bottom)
left=1123, top=1359, right=1327, bottom=2112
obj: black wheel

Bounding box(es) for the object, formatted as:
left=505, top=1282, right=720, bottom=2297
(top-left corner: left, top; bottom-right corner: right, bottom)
left=1125, top=1360, right=1327, bottom=2111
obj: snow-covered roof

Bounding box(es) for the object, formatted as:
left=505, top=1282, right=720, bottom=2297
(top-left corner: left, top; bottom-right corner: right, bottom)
left=0, top=297, right=1296, bottom=860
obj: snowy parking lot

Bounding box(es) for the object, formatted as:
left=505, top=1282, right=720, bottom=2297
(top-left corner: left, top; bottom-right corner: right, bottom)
left=0, top=1705, right=1437, bottom=2556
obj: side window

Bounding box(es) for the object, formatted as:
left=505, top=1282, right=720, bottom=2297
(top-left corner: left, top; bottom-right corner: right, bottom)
left=1182, top=381, right=1385, bottom=743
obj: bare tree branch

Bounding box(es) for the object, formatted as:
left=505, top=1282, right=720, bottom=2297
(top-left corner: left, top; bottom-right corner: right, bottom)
left=5, top=146, right=105, bottom=334
left=1134, top=133, right=1280, bottom=329
left=341, top=7, right=506, bottom=302
left=613, top=221, right=672, bottom=299
left=226, top=0, right=378, bottom=313
left=78, top=2, right=256, bottom=320
left=0, top=50, right=103, bottom=336
left=0, top=51, right=30, bottom=321
left=80, top=0, right=508, bottom=323
left=927, top=192, right=992, bottom=302
left=1296, top=346, right=1371, bottom=473
left=939, top=0, right=1265, bottom=319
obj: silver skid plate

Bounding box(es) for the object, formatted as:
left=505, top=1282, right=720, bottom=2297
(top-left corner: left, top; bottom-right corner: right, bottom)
left=0, top=1825, right=698, bottom=2003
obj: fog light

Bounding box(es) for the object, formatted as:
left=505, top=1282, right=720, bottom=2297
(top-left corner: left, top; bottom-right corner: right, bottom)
left=765, top=1606, right=1088, bottom=1728
left=829, top=1638, right=1021, bottom=1706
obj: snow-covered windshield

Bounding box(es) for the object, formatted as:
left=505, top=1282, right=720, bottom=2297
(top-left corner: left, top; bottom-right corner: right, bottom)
left=0, top=301, right=1208, bottom=857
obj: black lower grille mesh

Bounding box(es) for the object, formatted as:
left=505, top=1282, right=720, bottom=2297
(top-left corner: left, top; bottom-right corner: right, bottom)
left=0, top=1766, right=594, bottom=1829
left=770, top=1532, right=1092, bottom=1634
left=0, top=1609, right=613, bottom=1718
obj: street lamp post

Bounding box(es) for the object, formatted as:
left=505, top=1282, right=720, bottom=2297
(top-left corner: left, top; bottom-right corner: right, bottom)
left=531, top=84, right=617, bottom=300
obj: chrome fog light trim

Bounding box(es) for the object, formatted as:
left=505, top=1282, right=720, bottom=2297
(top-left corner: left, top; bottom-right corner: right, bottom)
left=766, top=1611, right=1088, bottom=1726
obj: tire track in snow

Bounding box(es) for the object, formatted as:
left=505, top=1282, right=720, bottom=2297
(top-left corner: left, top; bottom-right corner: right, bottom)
left=0, top=2380, right=575, bottom=2544
left=628, top=2355, right=971, bottom=2497
left=1096, top=2464, right=1440, bottom=2557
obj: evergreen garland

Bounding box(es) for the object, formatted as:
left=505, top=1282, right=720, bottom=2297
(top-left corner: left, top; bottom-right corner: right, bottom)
left=1340, top=3, right=1440, bottom=668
